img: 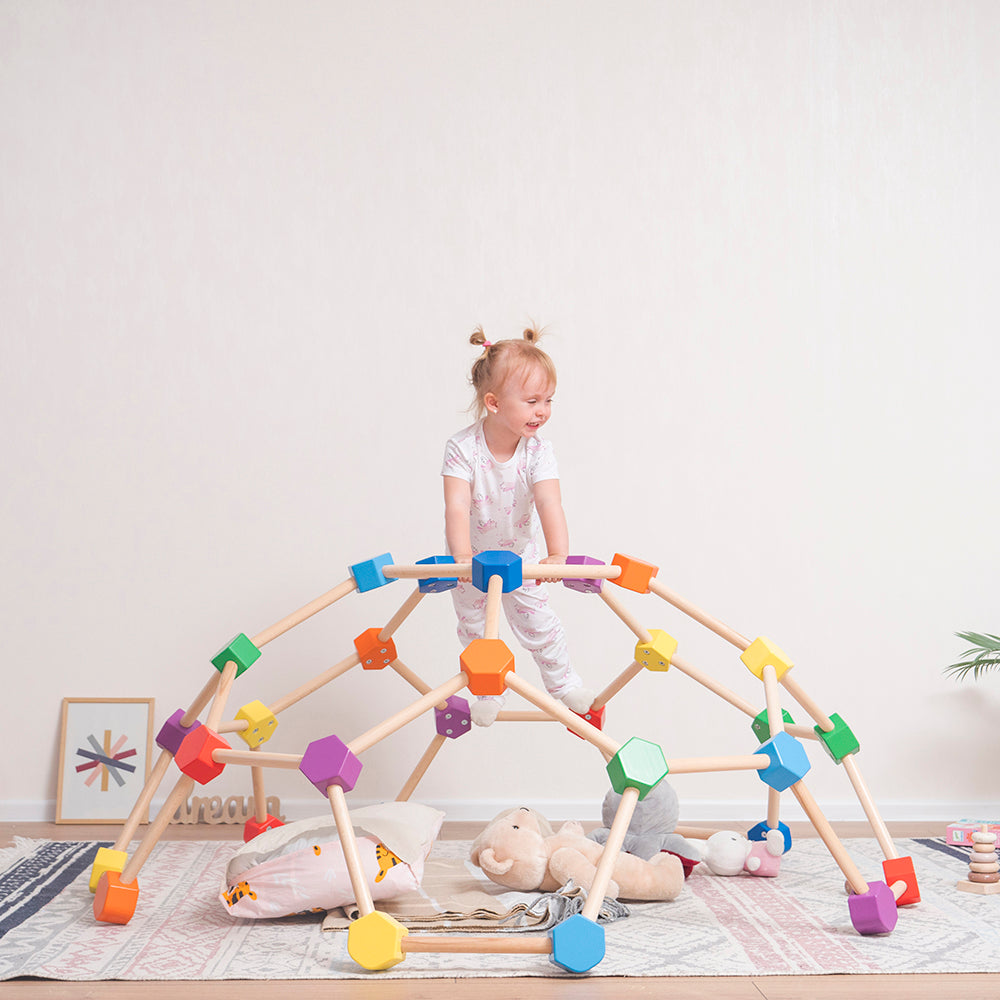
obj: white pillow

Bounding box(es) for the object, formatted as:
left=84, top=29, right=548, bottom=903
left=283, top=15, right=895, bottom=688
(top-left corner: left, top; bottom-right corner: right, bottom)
left=220, top=801, right=444, bottom=919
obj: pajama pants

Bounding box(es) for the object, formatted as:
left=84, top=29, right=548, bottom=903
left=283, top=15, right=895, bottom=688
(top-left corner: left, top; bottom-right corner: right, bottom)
left=450, top=579, right=583, bottom=699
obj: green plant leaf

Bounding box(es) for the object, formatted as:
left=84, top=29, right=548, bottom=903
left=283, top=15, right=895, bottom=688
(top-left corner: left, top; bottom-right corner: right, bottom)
left=944, top=632, right=1000, bottom=681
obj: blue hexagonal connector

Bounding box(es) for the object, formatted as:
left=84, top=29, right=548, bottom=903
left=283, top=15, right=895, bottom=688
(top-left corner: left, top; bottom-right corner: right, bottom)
left=550, top=914, right=605, bottom=973
left=747, top=819, right=792, bottom=854
left=756, top=731, right=811, bottom=792
left=349, top=553, right=396, bottom=593
left=416, top=555, right=459, bottom=593
left=472, top=551, right=523, bottom=593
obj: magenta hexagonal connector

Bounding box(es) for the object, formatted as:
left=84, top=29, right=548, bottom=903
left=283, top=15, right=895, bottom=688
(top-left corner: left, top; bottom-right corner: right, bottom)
left=563, top=555, right=606, bottom=594
left=155, top=709, right=202, bottom=756
left=435, top=696, right=472, bottom=739
left=299, top=734, right=363, bottom=796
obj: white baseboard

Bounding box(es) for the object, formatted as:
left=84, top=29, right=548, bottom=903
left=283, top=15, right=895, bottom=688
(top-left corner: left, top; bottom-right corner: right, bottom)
left=4, top=797, right=992, bottom=828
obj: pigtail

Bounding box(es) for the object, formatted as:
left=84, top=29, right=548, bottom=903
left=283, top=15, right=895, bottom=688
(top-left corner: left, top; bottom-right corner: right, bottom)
left=465, top=321, right=556, bottom=419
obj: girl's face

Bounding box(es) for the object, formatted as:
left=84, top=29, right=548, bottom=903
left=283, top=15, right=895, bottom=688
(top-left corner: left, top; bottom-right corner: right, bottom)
left=486, top=367, right=556, bottom=442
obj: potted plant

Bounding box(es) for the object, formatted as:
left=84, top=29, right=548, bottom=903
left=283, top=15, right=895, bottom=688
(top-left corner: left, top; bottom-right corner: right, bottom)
left=944, top=632, right=1000, bottom=681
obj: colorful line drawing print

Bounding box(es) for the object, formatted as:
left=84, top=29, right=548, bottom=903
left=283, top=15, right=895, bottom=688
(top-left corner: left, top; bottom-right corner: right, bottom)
left=75, top=730, right=138, bottom=791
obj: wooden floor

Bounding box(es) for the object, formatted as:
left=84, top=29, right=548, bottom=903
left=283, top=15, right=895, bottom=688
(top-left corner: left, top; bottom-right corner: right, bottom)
left=3, top=819, right=995, bottom=999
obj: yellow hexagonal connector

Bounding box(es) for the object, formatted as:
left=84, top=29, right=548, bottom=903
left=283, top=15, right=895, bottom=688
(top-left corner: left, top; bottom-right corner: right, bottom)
left=740, top=636, right=793, bottom=681
left=235, top=700, right=279, bottom=749
left=89, top=846, right=127, bottom=893
left=347, top=910, right=409, bottom=970
left=635, top=629, right=678, bottom=672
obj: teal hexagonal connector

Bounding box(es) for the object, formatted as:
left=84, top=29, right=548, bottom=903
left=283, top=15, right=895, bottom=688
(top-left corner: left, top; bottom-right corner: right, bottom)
left=605, top=737, right=669, bottom=800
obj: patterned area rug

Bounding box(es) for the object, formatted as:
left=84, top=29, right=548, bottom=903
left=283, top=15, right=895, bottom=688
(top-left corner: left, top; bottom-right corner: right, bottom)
left=2, top=835, right=999, bottom=980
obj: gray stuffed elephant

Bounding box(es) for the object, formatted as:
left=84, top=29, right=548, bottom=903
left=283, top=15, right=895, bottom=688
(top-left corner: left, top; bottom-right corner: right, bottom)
left=588, top=782, right=700, bottom=864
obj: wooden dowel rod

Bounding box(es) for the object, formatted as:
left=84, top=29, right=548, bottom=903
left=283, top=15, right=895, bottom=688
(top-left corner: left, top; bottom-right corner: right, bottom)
left=389, top=657, right=433, bottom=697
left=670, top=654, right=760, bottom=718
left=402, top=935, right=552, bottom=955
left=666, top=754, right=770, bottom=775
left=762, top=664, right=784, bottom=738
left=495, top=710, right=555, bottom=723
left=647, top=578, right=750, bottom=651
left=181, top=674, right=219, bottom=728
left=205, top=660, right=238, bottom=732
left=767, top=786, right=781, bottom=830
left=674, top=825, right=724, bottom=841
left=786, top=723, right=820, bottom=742
left=521, top=564, right=623, bottom=582
left=252, top=578, right=357, bottom=648
left=397, top=734, right=448, bottom=802
left=484, top=573, right=503, bottom=640
left=251, top=758, right=267, bottom=824
left=348, top=674, right=469, bottom=756
left=327, top=784, right=374, bottom=918
left=779, top=673, right=834, bottom=732
left=121, top=774, right=196, bottom=884
left=381, top=563, right=624, bottom=584
left=379, top=586, right=426, bottom=642
left=383, top=563, right=472, bottom=580
left=593, top=661, right=644, bottom=710
left=504, top=673, right=621, bottom=758
left=113, top=749, right=174, bottom=851
left=583, top=785, right=639, bottom=921
left=213, top=749, right=304, bottom=769
left=269, top=652, right=360, bottom=715
left=789, top=780, right=869, bottom=895
left=890, top=880, right=907, bottom=901
left=218, top=719, right=249, bottom=734
left=599, top=588, right=650, bottom=643
left=842, top=754, right=897, bottom=859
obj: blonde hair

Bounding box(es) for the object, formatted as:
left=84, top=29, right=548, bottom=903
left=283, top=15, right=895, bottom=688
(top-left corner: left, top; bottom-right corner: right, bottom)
left=467, top=325, right=557, bottom=419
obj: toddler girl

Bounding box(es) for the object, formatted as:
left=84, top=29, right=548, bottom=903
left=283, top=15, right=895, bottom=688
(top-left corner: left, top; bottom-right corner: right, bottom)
left=442, top=326, right=594, bottom=726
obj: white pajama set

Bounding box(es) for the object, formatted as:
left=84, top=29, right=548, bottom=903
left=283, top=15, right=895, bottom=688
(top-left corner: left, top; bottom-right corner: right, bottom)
left=441, top=420, right=584, bottom=700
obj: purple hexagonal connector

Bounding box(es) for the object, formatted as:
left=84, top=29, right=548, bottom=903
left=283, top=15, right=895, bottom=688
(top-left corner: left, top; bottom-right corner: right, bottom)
left=848, top=880, right=898, bottom=935
left=155, top=709, right=202, bottom=756
left=563, top=555, right=606, bottom=594
left=435, top=696, right=472, bottom=739
left=299, top=734, right=363, bottom=796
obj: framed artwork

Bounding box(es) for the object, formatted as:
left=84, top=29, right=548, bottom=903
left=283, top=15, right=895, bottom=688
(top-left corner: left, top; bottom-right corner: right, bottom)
left=56, top=698, right=155, bottom=824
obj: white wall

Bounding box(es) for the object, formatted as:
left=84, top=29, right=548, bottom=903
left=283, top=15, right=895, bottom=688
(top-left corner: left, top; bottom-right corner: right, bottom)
left=3, top=0, right=997, bottom=828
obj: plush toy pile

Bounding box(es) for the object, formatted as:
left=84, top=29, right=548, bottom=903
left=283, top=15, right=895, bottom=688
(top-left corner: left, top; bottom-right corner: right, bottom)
left=588, top=782, right=702, bottom=876
left=470, top=805, right=685, bottom=902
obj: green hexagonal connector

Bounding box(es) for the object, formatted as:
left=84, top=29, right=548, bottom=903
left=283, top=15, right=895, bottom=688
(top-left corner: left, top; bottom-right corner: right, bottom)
left=751, top=708, right=796, bottom=743
left=211, top=633, right=261, bottom=678
left=814, top=712, right=860, bottom=763
left=605, top=737, right=669, bottom=800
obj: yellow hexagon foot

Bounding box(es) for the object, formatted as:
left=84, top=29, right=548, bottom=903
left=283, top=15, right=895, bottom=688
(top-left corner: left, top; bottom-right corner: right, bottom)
left=348, top=910, right=409, bottom=970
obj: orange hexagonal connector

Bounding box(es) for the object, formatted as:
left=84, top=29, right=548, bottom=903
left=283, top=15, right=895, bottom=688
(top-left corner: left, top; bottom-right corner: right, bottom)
left=93, top=870, right=139, bottom=924
left=460, top=638, right=514, bottom=696
left=354, top=628, right=397, bottom=670
left=610, top=554, right=659, bottom=594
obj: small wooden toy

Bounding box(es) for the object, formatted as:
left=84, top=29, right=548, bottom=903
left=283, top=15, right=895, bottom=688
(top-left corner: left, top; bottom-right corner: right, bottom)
left=957, top=825, right=1000, bottom=894
left=91, top=548, right=918, bottom=969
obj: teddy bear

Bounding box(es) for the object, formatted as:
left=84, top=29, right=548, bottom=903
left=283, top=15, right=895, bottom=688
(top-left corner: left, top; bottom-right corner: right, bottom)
left=469, top=806, right=685, bottom=901
left=699, top=828, right=783, bottom=877
left=588, top=782, right=702, bottom=872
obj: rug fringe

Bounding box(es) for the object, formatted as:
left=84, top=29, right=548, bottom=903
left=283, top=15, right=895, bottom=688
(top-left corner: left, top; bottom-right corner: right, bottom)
left=0, top=837, right=45, bottom=873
